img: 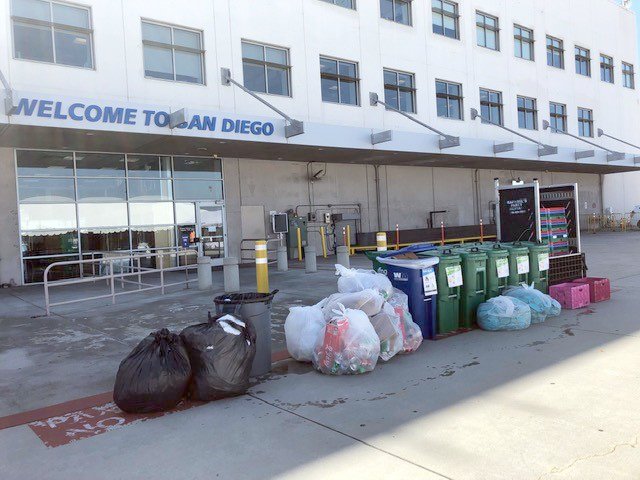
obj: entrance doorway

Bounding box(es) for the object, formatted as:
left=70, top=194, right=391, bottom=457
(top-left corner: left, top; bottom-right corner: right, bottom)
left=177, top=202, right=226, bottom=264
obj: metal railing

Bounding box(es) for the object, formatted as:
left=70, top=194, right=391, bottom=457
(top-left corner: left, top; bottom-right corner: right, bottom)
left=43, top=249, right=199, bottom=316
left=239, top=237, right=282, bottom=263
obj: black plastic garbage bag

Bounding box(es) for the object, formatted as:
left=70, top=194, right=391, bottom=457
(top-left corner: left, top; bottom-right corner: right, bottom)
left=180, top=312, right=257, bottom=401
left=113, top=328, right=191, bottom=413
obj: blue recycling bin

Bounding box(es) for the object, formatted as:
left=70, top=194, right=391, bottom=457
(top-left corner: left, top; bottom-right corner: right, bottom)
left=378, top=256, right=440, bottom=340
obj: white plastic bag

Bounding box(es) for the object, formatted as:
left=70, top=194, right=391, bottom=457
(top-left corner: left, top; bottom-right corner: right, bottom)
left=335, top=264, right=393, bottom=299
left=284, top=305, right=326, bottom=362
left=312, top=304, right=380, bottom=375
left=477, top=296, right=532, bottom=331
left=387, top=289, right=423, bottom=353
left=370, top=302, right=404, bottom=361
left=321, top=289, right=384, bottom=320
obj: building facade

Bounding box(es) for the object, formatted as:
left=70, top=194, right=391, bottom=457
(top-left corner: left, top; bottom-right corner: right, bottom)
left=0, top=0, right=639, bottom=285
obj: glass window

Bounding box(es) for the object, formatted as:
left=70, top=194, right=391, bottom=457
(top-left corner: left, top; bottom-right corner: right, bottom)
left=436, top=80, right=462, bottom=119
left=126, top=155, right=172, bottom=178
left=129, top=203, right=174, bottom=226
left=173, top=157, right=222, bottom=179
left=320, top=56, right=359, bottom=105
left=175, top=202, right=196, bottom=224
left=21, top=230, right=79, bottom=256
left=476, top=12, right=499, bottom=51
left=514, top=25, right=534, bottom=61
left=320, top=0, right=355, bottom=9
left=11, top=0, right=93, bottom=68
left=18, top=178, right=75, bottom=203
left=75, top=153, right=125, bottom=177
left=241, top=41, right=290, bottom=96
left=174, top=180, right=223, bottom=201
left=517, top=96, right=537, bottom=130
left=16, top=150, right=74, bottom=176
left=80, top=228, right=130, bottom=253
left=600, top=54, right=614, bottom=83
left=578, top=108, right=593, bottom=138
left=77, top=178, right=127, bottom=202
left=623, top=62, right=635, bottom=89
left=142, top=21, right=204, bottom=84
left=383, top=69, right=416, bottom=113
left=78, top=203, right=128, bottom=228
left=19, top=203, right=77, bottom=230
left=380, top=0, right=411, bottom=25
left=575, top=46, right=591, bottom=77
left=432, top=0, right=459, bottom=39
left=550, top=102, right=567, bottom=133
left=128, top=179, right=173, bottom=201
left=546, top=36, right=564, bottom=69
left=479, top=88, right=503, bottom=125
left=23, top=256, right=80, bottom=283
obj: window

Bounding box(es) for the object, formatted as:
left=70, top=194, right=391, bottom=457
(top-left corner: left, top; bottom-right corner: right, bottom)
left=600, top=55, right=614, bottom=83
left=242, top=41, right=290, bottom=96
left=578, top=108, right=593, bottom=137
left=436, top=80, right=463, bottom=119
left=320, top=57, right=359, bottom=105
left=575, top=46, right=591, bottom=77
left=380, top=0, right=411, bottom=25
left=476, top=12, right=499, bottom=51
left=549, top=102, right=567, bottom=133
left=517, top=96, right=537, bottom=130
left=11, top=0, right=93, bottom=68
left=383, top=69, right=416, bottom=113
left=432, top=0, right=459, bottom=39
left=320, top=0, right=355, bottom=8
left=514, top=25, right=534, bottom=60
left=479, top=88, right=503, bottom=125
left=546, top=36, right=564, bottom=69
left=142, top=21, right=204, bottom=84
left=623, top=62, right=635, bottom=89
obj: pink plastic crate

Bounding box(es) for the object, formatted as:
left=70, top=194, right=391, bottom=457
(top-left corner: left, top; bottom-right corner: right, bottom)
left=573, top=277, right=611, bottom=303
left=549, top=282, right=591, bottom=310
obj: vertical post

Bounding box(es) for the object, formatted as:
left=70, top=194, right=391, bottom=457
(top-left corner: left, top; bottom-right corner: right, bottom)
left=296, top=227, right=303, bottom=261
left=376, top=232, right=388, bottom=251
left=320, top=226, right=327, bottom=258
left=305, top=246, right=317, bottom=273
left=336, top=246, right=350, bottom=268
left=44, top=271, right=50, bottom=316
left=109, top=259, right=116, bottom=305
left=223, top=257, right=240, bottom=293
left=342, top=227, right=347, bottom=249
left=137, top=256, right=141, bottom=290
left=277, top=245, right=288, bottom=271
left=346, top=224, right=352, bottom=255
left=255, top=240, right=269, bottom=293
left=160, top=254, right=165, bottom=295
left=440, top=221, right=445, bottom=246
left=480, top=219, right=484, bottom=243
left=395, top=224, right=400, bottom=250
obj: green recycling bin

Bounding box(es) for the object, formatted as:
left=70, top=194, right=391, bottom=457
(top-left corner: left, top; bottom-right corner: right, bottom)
left=502, top=242, right=531, bottom=287
left=476, top=243, right=510, bottom=299
left=365, top=250, right=386, bottom=274
left=421, top=249, right=462, bottom=335
left=452, top=247, right=488, bottom=328
left=521, top=242, right=550, bottom=293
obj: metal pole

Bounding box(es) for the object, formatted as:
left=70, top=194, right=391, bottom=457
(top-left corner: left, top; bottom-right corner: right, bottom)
left=160, top=254, right=165, bottom=295
left=598, top=129, right=640, bottom=151
left=346, top=224, right=351, bottom=255
left=109, top=260, right=116, bottom=305
left=137, top=257, right=141, bottom=290
left=395, top=224, right=400, bottom=250
left=44, top=271, right=50, bottom=316
left=440, top=222, right=445, bottom=246
left=543, top=121, right=620, bottom=153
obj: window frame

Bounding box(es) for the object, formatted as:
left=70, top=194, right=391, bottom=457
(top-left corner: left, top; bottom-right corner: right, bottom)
left=432, top=0, right=459, bottom=39
left=320, top=0, right=356, bottom=9
left=476, top=11, right=500, bottom=51
left=141, top=19, right=206, bottom=85
left=549, top=102, right=568, bottom=133
left=319, top=55, right=360, bottom=106
left=622, top=62, right=635, bottom=89
left=513, top=24, right=534, bottom=61
left=577, top=107, right=594, bottom=138
left=479, top=88, right=503, bottom=126
left=241, top=40, right=292, bottom=97
left=575, top=45, right=591, bottom=77
left=380, top=0, right=412, bottom=26
left=546, top=35, right=564, bottom=69
left=600, top=54, right=614, bottom=84
left=10, top=0, right=95, bottom=69
left=383, top=68, right=416, bottom=114
left=435, top=79, right=463, bottom=120
left=517, top=95, right=537, bottom=130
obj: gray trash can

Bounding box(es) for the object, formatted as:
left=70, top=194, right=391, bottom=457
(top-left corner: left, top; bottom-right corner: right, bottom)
left=214, top=290, right=278, bottom=377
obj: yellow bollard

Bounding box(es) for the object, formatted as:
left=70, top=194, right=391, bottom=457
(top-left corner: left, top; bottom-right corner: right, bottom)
left=346, top=224, right=352, bottom=256
left=320, top=226, right=328, bottom=258
left=255, top=240, right=269, bottom=293
left=376, top=232, right=388, bottom=252
left=296, top=227, right=303, bottom=261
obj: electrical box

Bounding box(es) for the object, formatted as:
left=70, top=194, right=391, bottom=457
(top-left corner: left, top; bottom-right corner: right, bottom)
left=271, top=212, right=288, bottom=234
left=286, top=216, right=308, bottom=260
left=323, top=212, right=332, bottom=223
left=331, top=213, right=343, bottom=223
left=307, top=212, right=317, bottom=222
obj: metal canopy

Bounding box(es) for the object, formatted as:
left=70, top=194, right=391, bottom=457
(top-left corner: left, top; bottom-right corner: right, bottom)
left=543, top=121, right=625, bottom=162
left=598, top=128, right=640, bottom=164
left=369, top=92, right=460, bottom=149
left=221, top=67, right=304, bottom=138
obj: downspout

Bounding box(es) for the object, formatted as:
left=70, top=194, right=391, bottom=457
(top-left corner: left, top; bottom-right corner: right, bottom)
left=599, top=173, right=605, bottom=214
left=374, top=164, right=383, bottom=231
left=473, top=168, right=481, bottom=223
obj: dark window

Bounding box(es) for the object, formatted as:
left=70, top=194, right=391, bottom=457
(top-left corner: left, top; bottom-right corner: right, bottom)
left=517, top=96, right=537, bottom=130
left=432, top=0, right=459, bottom=39
left=550, top=102, right=567, bottom=133
left=578, top=108, right=593, bottom=137
left=142, top=21, right=204, bottom=84
left=380, top=0, right=411, bottom=25
left=383, top=69, right=416, bottom=113
left=575, top=46, right=591, bottom=77
left=600, top=54, right=614, bottom=83
left=623, top=62, right=635, bottom=89
left=320, top=56, right=359, bottom=105
left=514, top=25, right=534, bottom=61
left=546, top=36, right=564, bottom=69
left=476, top=11, right=499, bottom=51
left=320, top=0, right=355, bottom=9
left=480, top=88, right=503, bottom=125
left=11, top=0, right=93, bottom=68
left=436, top=80, right=463, bottom=119
left=242, top=41, right=290, bottom=96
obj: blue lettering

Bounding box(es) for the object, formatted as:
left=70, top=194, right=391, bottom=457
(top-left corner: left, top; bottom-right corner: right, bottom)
left=154, top=112, right=169, bottom=127
left=250, top=121, right=262, bottom=135
left=15, top=98, right=38, bottom=116
left=53, top=102, right=67, bottom=120
left=262, top=122, right=274, bottom=136
left=85, top=105, right=102, bottom=122
left=202, top=116, right=216, bottom=131
left=103, top=106, right=124, bottom=124
left=142, top=110, right=155, bottom=126
left=239, top=120, right=250, bottom=134
left=69, top=103, right=84, bottom=121
left=188, top=115, right=203, bottom=130
left=37, top=100, right=53, bottom=118
left=221, top=118, right=234, bottom=132
left=124, top=108, right=137, bottom=125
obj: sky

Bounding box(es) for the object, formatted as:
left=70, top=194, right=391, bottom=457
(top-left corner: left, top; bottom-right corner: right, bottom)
left=634, top=4, right=640, bottom=60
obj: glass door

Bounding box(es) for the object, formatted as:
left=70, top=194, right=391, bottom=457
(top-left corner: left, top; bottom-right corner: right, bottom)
left=196, top=202, right=226, bottom=264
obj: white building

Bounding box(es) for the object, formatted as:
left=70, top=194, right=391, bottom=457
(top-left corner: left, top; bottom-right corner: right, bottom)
left=0, top=0, right=638, bottom=285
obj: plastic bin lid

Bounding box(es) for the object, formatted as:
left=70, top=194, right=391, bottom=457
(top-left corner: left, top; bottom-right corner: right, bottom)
left=377, top=256, right=439, bottom=269
left=214, top=290, right=278, bottom=304
left=374, top=242, right=437, bottom=259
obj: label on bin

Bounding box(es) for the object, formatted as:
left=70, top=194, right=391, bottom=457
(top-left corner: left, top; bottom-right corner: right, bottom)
left=445, top=265, right=463, bottom=288
left=496, top=258, right=509, bottom=278
left=516, top=255, right=530, bottom=274
left=538, top=253, right=549, bottom=272
left=421, top=267, right=438, bottom=295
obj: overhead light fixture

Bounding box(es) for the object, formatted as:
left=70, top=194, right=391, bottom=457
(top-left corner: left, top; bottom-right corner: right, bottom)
left=219, top=141, right=227, bottom=144
left=85, top=132, right=94, bottom=136
left=197, top=147, right=207, bottom=151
